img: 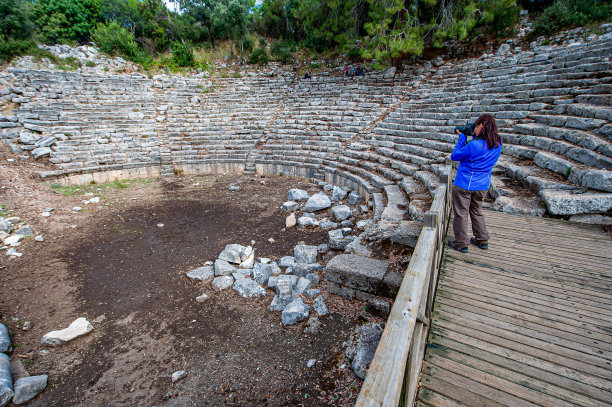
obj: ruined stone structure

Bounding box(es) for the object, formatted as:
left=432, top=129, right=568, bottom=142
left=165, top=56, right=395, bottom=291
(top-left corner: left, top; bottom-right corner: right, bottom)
left=1, top=35, right=611, bottom=218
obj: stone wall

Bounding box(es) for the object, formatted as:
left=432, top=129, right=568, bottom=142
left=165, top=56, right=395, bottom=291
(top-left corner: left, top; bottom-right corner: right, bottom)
left=1, top=34, right=611, bottom=218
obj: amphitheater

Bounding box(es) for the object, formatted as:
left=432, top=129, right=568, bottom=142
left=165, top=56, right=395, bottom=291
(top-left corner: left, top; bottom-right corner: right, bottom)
left=1, top=32, right=611, bottom=407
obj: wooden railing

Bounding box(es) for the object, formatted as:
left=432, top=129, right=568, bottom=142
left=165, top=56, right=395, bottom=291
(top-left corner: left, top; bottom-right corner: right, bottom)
left=356, top=164, right=453, bottom=407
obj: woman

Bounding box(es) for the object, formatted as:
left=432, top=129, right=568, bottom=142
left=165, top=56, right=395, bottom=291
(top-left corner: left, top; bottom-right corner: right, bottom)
left=448, top=114, right=502, bottom=253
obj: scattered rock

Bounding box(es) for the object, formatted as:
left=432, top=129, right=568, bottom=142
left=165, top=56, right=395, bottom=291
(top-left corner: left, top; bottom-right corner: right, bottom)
left=287, top=189, right=310, bottom=202
left=319, top=219, right=338, bottom=230
left=171, top=370, right=187, bottom=384
left=285, top=213, right=296, bottom=228
left=294, top=277, right=313, bottom=295
left=307, top=359, right=316, bottom=368
left=0, top=324, right=10, bottom=353
left=328, top=229, right=355, bottom=250
left=304, top=288, right=321, bottom=298
left=297, top=215, right=319, bottom=227
left=195, top=293, right=209, bottom=302
left=294, top=245, right=318, bottom=264
left=278, top=256, right=295, bottom=268
left=345, top=323, right=383, bottom=379
left=229, top=185, right=241, bottom=192
left=214, top=259, right=236, bottom=276
left=14, top=226, right=33, bottom=237
left=34, top=235, right=44, bottom=242
left=281, top=298, right=310, bottom=325
left=232, top=277, right=266, bottom=298
left=331, top=186, right=347, bottom=202
left=41, top=317, right=94, bottom=346
left=253, top=262, right=273, bottom=285
left=332, top=205, right=352, bottom=221
left=348, top=191, right=363, bottom=205
left=303, top=193, right=332, bottom=212
left=186, top=265, right=214, bottom=282
left=212, top=275, right=234, bottom=291
left=314, top=296, right=329, bottom=316
left=12, top=375, right=48, bottom=405
left=304, top=317, right=321, bottom=334
left=281, top=201, right=300, bottom=212
left=0, top=354, right=13, bottom=407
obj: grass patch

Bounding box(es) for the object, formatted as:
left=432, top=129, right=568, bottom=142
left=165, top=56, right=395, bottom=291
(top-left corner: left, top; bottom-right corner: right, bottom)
left=47, top=178, right=154, bottom=196
left=107, top=223, right=143, bottom=238
left=0, top=204, right=12, bottom=218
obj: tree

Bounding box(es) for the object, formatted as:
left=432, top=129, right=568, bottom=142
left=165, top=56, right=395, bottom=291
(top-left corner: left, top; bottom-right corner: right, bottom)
left=179, top=0, right=220, bottom=47
left=212, top=0, right=252, bottom=57
left=0, top=0, right=35, bottom=41
left=32, top=0, right=101, bottom=44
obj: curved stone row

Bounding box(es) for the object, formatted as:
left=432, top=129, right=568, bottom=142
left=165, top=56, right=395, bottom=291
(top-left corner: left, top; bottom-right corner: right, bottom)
left=0, top=35, right=611, bottom=219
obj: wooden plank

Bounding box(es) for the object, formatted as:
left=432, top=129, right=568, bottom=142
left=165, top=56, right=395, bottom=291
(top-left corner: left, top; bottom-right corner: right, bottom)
left=422, top=364, right=540, bottom=407
left=428, top=337, right=612, bottom=405
left=435, top=297, right=612, bottom=353
left=433, top=317, right=612, bottom=380
left=441, top=261, right=612, bottom=306
left=434, top=305, right=612, bottom=363
left=440, top=272, right=612, bottom=323
left=419, top=374, right=507, bottom=407
left=436, top=286, right=612, bottom=344
left=429, top=325, right=612, bottom=392
left=438, top=279, right=612, bottom=330
left=426, top=353, right=577, bottom=407
left=416, top=388, right=467, bottom=407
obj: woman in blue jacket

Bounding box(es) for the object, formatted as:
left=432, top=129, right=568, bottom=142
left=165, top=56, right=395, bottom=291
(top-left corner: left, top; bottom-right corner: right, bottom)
left=448, top=114, right=502, bottom=253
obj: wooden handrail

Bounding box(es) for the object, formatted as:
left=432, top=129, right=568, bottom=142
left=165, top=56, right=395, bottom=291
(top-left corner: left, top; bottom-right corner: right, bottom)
left=356, top=165, right=453, bottom=407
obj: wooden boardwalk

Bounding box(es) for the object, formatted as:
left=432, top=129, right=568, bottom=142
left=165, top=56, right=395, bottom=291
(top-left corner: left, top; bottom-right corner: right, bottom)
left=416, top=210, right=612, bottom=407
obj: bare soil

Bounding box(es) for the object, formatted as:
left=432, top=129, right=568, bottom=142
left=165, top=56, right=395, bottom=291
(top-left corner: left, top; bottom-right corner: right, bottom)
left=0, top=147, right=371, bottom=406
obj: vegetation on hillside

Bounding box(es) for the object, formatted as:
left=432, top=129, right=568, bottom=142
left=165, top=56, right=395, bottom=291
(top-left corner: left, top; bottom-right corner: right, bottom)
left=1, top=0, right=611, bottom=67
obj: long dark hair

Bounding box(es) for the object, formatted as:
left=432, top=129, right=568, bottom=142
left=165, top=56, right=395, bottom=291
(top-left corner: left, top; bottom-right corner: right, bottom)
left=475, top=114, right=501, bottom=149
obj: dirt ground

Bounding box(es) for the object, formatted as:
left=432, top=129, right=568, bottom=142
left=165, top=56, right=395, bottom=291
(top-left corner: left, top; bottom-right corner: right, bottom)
left=0, top=147, right=376, bottom=406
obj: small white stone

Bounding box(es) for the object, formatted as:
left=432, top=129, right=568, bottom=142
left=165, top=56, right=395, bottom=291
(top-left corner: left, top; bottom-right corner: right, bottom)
left=307, top=359, right=316, bottom=368
left=195, top=293, right=209, bottom=302
left=157, top=223, right=164, bottom=228
left=41, top=211, right=51, bottom=217
left=268, top=238, right=275, bottom=243
left=286, top=213, right=296, bottom=228
left=35, top=235, right=44, bottom=242
left=72, top=206, right=82, bottom=212
left=172, top=370, right=187, bottom=383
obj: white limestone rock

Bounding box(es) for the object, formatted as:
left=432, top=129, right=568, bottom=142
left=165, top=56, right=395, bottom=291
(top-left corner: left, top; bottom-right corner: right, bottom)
left=12, top=375, right=48, bottom=405
left=303, top=193, right=332, bottom=212
left=41, top=317, right=94, bottom=346
left=281, top=298, right=310, bottom=325
left=287, top=188, right=310, bottom=202
left=212, top=275, right=234, bottom=291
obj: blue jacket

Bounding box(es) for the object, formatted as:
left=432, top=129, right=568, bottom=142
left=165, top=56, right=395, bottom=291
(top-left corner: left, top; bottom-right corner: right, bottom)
left=451, top=133, right=501, bottom=191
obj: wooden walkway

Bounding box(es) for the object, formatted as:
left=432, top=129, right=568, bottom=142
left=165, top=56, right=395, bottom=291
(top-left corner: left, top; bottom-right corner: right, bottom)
left=416, top=210, right=612, bottom=407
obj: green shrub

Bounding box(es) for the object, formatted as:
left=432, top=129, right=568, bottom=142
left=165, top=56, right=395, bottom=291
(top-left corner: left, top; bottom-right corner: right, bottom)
left=85, top=60, right=95, bottom=67
left=171, top=41, right=195, bottom=67
left=242, top=36, right=253, bottom=53
left=0, top=39, right=36, bottom=63
left=531, top=0, right=612, bottom=36
left=249, top=47, right=268, bottom=65
left=258, top=38, right=267, bottom=48
left=93, top=21, right=140, bottom=61
left=270, top=40, right=292, bottom=63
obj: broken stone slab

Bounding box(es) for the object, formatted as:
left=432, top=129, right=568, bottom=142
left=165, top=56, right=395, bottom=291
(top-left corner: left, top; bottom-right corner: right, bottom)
left=278, top=256, right=295, bottom=268
left=212, top=275, right=234, bottom=291
left=253, top=262, right=273, bottom=285
left=0, top=324, right=10, bottom=353
left=345, top=323, right=383, bottom=379
left=291, top=263, right=322, bottom=278
left=494, top=196, right=546, bottom=217
left=214, top=259, right=237, bottom=276
left=3, top=235, right=21, bottom=246
left=287, top=189, right=310, bottom=202
left=331, top=186, right=348, bottom=202
left=232, top=277, right=266, bottom=298
left=303, top=193, right=332, bottom=212
left=540, top=190, right=612, bottom=215
left=281, top=201, right=300, bottom=212
left=332, top=205, right=352, bottom=221
left=294, top=277, right=313, bottom=296
left=304, top=288, right=321, bottom=298
left=568, top=214, right=612, bottom=225
left=328, top=229, right=355, bottom=250
left=348, top=191, right=363, bottom=205
left=320, top=219, right=338, bottom=230
left=391, top=221, right=422, bottom=248
left=14, top=225, right=33, bottom=237
left=0, top=354, right=13, bottom=407
left=297, top=215, right=319, bottom=227
left=270, top=277, right=296, bottom=311
left=345, top=233, right=373, bottom=257
left=314, top=296, right=329, bottom=316
left=218, top=244, right=253, bottom=265
left=281, top=298, right=310, bottom=325
left=41, top=317, right=93, bottom=346
left=12, top=375, right=48, bottom=405
left=285, top=213, right=296, bottom=228
left=294, top=245, right=318, bottom=264
left=306, top=273, right=320, bottom=284
left=31, top=147, right=51, bottom=160
left=186, top=265, right=214, bottom=282
left=326, top=254, right=389, bottom=293
left=0, top=220, right=10, bottom=234
left=304, top=316, right=321, bottom=334
left=268, top=274, right=299, bottom=289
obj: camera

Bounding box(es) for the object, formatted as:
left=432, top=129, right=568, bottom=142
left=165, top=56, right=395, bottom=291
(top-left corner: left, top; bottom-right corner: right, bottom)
left=454, top=122, right=475, bottom=137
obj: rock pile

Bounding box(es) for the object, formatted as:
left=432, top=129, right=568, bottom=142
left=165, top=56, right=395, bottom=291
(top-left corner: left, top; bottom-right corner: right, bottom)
left=0, top=323, right=49, bottom=406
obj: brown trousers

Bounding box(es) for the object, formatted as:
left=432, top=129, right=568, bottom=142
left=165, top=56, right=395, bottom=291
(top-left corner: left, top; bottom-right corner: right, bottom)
left=451, top=185, right=490, bottom=248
